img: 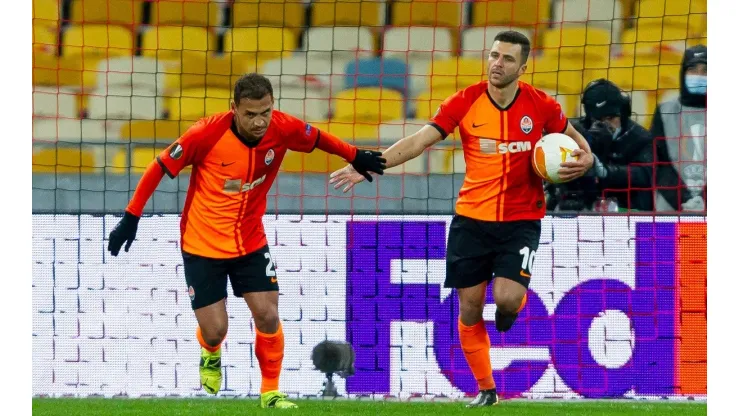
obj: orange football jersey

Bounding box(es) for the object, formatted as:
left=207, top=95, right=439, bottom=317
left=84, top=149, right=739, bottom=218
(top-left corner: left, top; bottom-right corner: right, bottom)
left=430, top=81, right=568, bottom=221
left=157, top=110, right=319, bottom=258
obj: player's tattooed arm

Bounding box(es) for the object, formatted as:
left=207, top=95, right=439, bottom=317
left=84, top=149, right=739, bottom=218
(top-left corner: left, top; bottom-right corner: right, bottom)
left=558, top=122, right=595, bottom=182
left=329, top=125, right=443, bottom=193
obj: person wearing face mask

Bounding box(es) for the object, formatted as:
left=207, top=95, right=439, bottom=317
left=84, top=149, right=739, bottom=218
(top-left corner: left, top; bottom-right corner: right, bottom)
left=545, top=79, right=655, bottom=212
left=650, top=44, right=707, bottom=213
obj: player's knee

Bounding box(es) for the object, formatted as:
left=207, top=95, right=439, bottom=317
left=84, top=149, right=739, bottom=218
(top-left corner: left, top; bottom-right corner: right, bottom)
left=202, top=323, right=228, bottom=346
left=458, top=295, right=485, bottom=326
left=253, top=310, right=280, bottom=334
left=494, top=293, right=523, bottom=315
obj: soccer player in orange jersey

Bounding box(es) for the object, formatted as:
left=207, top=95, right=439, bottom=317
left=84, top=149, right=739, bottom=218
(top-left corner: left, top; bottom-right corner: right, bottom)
left=330, top=31, right=594, bottom=407
left=107, top=73, right=386, bottom=408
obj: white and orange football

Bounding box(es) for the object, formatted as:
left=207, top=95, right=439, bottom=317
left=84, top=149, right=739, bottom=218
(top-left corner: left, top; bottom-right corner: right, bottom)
left=531, top=133, right=580, bottom=184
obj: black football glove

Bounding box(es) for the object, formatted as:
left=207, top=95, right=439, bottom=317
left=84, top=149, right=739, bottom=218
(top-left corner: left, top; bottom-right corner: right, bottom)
left=108, top=211, right=140, bottom=256
left=351, top=149, right=387, bottom=182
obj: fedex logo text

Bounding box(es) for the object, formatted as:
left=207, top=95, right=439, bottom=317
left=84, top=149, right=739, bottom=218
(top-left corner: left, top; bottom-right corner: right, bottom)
left=345, top=220, right=683, bottom=399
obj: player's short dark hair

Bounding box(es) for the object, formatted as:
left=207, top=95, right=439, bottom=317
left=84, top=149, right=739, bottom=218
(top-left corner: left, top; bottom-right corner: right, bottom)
left=233, top=73, right=273, bottom=103
left=493, top=30, right=531, bottom=64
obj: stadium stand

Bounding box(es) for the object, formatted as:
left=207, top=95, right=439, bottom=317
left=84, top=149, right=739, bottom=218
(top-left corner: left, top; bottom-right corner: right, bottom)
left=32, top=0, right=707, bottom=205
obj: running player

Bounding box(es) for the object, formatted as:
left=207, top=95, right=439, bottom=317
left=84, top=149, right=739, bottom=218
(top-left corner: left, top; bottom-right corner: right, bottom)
left=330, top=31, right=593, bottom=407
left=107, top=73, right=386, bottom=408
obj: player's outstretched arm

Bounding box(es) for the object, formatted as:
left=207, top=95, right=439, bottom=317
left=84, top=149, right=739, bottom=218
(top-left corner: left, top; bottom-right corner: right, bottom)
left=330, top=125, right=443, bottom=193
left=558, top=122, right=595, bottom=182
left=108, top=160, right=166, bottom=256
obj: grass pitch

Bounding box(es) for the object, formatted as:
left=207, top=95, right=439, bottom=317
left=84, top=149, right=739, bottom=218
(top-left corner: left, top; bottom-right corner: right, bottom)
left=32, top=398, right=707, bottom=416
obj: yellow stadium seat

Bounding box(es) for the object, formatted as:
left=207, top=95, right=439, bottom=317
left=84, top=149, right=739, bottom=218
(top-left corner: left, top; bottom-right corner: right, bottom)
left=311, top=0, right=383, bottom=27
left=150, top=0, right=222, bottom=27
left=616, top=39, right=686, bottom=66
left=141, top=26, right=214, bottom=61
left=233, top=0, right=305, bottom=28
left=119, top=120, right=194, bottom=143
left=223, top=28, right=296, bottom=69
left=427, top=58, right=487, bottom=92
left=311, top=121, right=380, bottom=140
left=160, top=55, right=248, bottom=94
left=33, top=0, right=60, bottom=23
left=636, top=0, right=706, bottom=17
left=523, top=54, right=601, bottom=94
left=471, top=0, right=550, bottom=28
left=33, top=51, right=85, bottom=87
left=63, top=24, right=134, bottom=58
left=167, top=87, right=232, bottom=121
left=33, top=147, right=99, bottom=173
left=332, top=88, right=404, bottom=123
left=392, top=0, right=464, bottom=28
left=412, top=88, right=457, bottom=120
left=131, top=147, right=167, bottom=170
left=542, top=27, right=611, bottom=62
left=33, top=21, right=58, bottom=52
left=70, top=0, right=144, bottom=26
left=607, top=58, right=680, bottom=91
left=280, top=150, right=349, bottom=173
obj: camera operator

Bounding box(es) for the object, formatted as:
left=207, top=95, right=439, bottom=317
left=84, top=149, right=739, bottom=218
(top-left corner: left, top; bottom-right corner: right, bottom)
left=546, top=79, right=654, bottom=212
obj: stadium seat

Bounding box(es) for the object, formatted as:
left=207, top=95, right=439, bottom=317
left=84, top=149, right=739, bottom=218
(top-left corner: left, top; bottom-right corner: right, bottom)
left=69, top=0, right=144, bottom=26
left=310, top=121, right=380, bottom=141
left=32, top=147, right=99, bottom=173
left=33, top=86, right=78, bottom=119
left=261, top=55, right=339, bottom=88
left=150, top=0, right=223, bottom=27
left=32, top=119, right=108, bottom=144
left=461, top=26, right=535, bottom=60
left=63, top=24, right=134, bottom=59
left=280, top=148, right=349, bottom=173
left=470, top=0, right=550, bottom=28
left=160, top=55, right=247, bottom=95
left=86, top=86, right=164, bottom=120
left=311, top=0, right=384, bottom=27
left=224, top=27, right=297, bottom=70
left=33, top=21, right=58, bottom=54
left=119, top=120, right=192, bottom=144
left=522, top=54, right=592, bottom=94
left=343, top=58, right=408, bottom=95
left=232, top=0, right=305, bottom=29
left=382, top=27, right=452, bottom=96
left=302, top=27, right=375, bottom=62
left=33, top=0, right=60, bottom=24
left=551, top=0, right=624, bottom=41
left=411, top=87, right=456, bottom=120
left=615, top=41, right=686, bottom=66
left=391, top=0, right=464, bottom=28
left=607, top=58, right=680, bottom=91
left=141, top=26, right=214, bottom=62
left=541, top=26, right=612, bottom=62
left=633, top=0, right=707, bottom=41
left=273, top=86, right=332, bottom=121
left=93, top=57, right=168, bottom=94
left=166, top=87, right=232, bottom=121
left=424, top=58, right=487, bottom=93
left=332, top=88, right=404, bottom=123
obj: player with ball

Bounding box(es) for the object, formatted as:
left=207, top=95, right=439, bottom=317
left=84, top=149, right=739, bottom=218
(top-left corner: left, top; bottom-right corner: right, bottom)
left=330, top=30, right=593, bottom=407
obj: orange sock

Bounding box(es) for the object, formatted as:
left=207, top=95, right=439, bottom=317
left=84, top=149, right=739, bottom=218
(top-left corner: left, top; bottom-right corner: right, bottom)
left=516, top=293, right=528, bottom=314
left=255, top=321, right=285, bottom=394
left=458, top=318, right=495, bottom=391
left=196, top=326, right=222, bottom=353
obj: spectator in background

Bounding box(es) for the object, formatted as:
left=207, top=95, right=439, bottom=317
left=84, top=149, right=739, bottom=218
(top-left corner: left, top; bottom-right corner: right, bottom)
left=651, top=45, right=707, bottom=213
left=546, top=79, right=654, bottom=212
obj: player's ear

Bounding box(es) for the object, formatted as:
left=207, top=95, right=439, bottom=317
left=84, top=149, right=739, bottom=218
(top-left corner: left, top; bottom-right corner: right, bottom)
left=230, top=100, right=237, bottom=113
left=518, top=63, right=527, bottom=76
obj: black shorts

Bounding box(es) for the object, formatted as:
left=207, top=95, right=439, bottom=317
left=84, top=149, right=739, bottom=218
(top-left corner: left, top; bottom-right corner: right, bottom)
left=183, top=244, right=278, bottom=310
left=445, top=215, right=541, bottom=289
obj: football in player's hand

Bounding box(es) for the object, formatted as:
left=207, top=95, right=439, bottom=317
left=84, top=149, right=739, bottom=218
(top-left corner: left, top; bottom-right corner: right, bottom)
left=531, top=133, right=580, bottom=183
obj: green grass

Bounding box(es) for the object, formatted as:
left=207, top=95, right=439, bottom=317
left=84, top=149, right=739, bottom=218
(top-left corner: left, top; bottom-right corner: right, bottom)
left=32, top=398, right=707, bottom=416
